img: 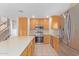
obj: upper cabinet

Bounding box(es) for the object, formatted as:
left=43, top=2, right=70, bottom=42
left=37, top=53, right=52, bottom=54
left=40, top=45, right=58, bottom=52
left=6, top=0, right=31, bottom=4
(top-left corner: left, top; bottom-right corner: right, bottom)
left=51, top=16, right=64, bottom=30
left=18, top=16, right=28, bottom=36
left=40, top=18, right=49, bottom=30
left=30, top=18, right=49, bottom=30
left=30, top=18, right=39, bottom=30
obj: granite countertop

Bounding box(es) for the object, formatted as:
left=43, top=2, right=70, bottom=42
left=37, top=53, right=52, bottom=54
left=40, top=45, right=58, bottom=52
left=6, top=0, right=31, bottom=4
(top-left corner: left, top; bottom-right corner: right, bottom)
left=50, top=30, right=59, bottom=38
left=29, top=30, right=50, bottom=36
left=0, top=36, right=34, bottom=56
left=29, top=30, right=59, bottom=38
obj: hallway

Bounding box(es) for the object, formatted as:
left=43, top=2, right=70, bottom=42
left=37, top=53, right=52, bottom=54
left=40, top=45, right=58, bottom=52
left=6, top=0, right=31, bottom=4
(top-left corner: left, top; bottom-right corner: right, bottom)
left=33, top=43, right=58, bottom=56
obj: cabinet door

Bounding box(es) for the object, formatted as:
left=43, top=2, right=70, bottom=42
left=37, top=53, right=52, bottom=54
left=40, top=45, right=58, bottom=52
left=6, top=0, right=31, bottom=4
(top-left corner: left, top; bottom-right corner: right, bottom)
left=27, top=42, right=32, bottom=56
left=39, top=18, right=49, bottom=30
left=18, top=17, right=23, bottom=36
left=50, top=36, right=53, bottom=48
left=20, top=47, right=28, bottom=56
left=30, top=18, right=49, bottom=30
left=20, top=37, right=35, bottom=56
left=18, top=16, right=27, bottom=36
left=32, top=38, right=35, bottom=53
left=39, top=19, right=43, bottom=26
left=22, top=18, right=27, bottom=36
left=44, top=35, right=50, bottom=44
left=43, top=19, right=49, bottom=30
left=53, top=37, right=59, bottom=50
left=30, top=19, right=34, bottom=30
left=51, top=16, right=62, bottom=29
left=30, top=19, right=39, bottom=30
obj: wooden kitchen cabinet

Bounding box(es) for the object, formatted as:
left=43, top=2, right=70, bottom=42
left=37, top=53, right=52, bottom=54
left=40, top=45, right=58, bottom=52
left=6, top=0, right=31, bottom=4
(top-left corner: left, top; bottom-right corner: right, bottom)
left=27, top=38, right=35, bottom=56
left=32, top=38, right=35, bottom=53
left=51, top=16, right=63, bottom=29
left=43, top=19, right=49, bottom=30
left=20, top=47, right=28, bottom=56
left=27, top=42, right=32, bottom=56
left=40, top=18, right=49, bottom=30
left=50, top=36, right=53, bottom=48
left=30, top=18, right=49, bottom=30
left=44, top=35, right=50, bottom=44
left=53, top=37, right=59, bottom=50
left=30, top=18, right=39, bottom=30
left=18, top=16, right=28, bottom=36
left=20, top=37, right=35, bottom=56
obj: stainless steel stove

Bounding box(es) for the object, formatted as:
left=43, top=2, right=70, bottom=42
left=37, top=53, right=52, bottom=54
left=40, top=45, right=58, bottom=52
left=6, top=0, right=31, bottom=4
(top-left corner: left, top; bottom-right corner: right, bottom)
left=35, top=25, right=44, bottom=43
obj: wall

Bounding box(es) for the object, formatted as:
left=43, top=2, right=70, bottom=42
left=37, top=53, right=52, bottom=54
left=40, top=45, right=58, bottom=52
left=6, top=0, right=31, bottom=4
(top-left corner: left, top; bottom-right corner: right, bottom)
left=10, top=17, right=18, bottom=36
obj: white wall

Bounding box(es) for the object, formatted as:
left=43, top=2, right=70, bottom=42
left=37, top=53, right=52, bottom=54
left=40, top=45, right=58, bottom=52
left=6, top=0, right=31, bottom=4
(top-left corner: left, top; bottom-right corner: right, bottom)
left=10, top=17, right=18, bottom=36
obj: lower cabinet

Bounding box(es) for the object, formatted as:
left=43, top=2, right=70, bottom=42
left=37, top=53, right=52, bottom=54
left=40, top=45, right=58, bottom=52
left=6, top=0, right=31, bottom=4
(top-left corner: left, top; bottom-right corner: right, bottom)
left=20, top=38, right=35, bottom=56
left=28, top=39, right=35, bottom=56
left=50, top=36, right=53, bottom=48
left=32, top=38, right=35, bottom=53
left=20, top=47, right=28, bottom=56
left=44, top=35, right=50, bottom=44
left=27, top=42, right=32, bottom=56
left=50, top=36, right=60, bottom=53
left=53, top=37, right=59, bottom=51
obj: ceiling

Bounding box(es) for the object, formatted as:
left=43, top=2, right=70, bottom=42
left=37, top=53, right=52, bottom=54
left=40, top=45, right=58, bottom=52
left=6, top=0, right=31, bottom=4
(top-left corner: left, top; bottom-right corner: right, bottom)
left=0, top=3, right=74, bottom=18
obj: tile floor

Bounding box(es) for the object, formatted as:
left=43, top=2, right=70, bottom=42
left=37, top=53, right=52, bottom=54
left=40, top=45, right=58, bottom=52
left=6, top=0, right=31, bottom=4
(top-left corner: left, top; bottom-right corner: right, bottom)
left=33, top=43, right=58, bottom=56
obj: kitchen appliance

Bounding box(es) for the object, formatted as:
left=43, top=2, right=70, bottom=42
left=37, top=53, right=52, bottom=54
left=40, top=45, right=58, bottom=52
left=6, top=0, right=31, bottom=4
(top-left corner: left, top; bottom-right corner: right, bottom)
left=35, top=25, right=44, bottom=43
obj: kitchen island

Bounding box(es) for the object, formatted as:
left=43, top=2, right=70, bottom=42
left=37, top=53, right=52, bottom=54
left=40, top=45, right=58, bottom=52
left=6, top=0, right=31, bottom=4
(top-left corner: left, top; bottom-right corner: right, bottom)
left=0, top=36, right=35, bottom=56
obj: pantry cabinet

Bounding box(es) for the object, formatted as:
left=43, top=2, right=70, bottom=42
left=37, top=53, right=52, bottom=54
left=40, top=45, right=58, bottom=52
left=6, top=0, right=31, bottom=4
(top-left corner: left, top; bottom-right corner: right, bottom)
left=18, top=16, right=28, bottom=36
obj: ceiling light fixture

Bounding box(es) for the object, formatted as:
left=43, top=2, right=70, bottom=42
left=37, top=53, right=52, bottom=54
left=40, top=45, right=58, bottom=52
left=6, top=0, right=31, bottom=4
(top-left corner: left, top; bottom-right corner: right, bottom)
left=18, top=10, right=24, bottom=16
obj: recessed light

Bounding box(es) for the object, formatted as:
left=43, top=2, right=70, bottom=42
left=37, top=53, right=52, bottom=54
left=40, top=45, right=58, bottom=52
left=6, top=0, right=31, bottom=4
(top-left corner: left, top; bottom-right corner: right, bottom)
left=45, top=16, right=49, bottom=18
left=31, top=16, right=35, bottom=18
left=18, top=10, right=24, bottom=13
